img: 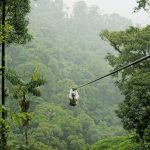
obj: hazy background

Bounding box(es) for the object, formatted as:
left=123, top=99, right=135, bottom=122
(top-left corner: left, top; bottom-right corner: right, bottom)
left=64, top=0, right=150, bottom=26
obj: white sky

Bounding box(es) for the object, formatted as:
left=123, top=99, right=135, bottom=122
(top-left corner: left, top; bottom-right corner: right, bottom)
left=63, top=0, right=150, bottom=26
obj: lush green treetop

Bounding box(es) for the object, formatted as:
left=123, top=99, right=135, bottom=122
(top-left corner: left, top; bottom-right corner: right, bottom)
left=135, top=0, right=150, bottom=11
left=0, top=0, right=31, bottom=44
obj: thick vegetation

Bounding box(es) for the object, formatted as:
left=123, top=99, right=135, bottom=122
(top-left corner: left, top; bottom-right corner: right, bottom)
left=90, top=135, right=150, bottom=150
left=101, top=24, right=150, bottom=145
left=0, top=0, right=31, bottom=44
left=92, top=26, right=150, bottom=150
left=3, top=0, right=133, bottom=149
left=0, top=0, right=149, bottom=149
left=91, top=0, right=150, bottom=149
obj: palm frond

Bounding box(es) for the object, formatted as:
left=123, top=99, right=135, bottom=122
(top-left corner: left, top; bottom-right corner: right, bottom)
left=28, top=88, right=41, bottom=97
left=6, top=69, right=25, bottom=85
left=27, top=78, right=46, bottom=89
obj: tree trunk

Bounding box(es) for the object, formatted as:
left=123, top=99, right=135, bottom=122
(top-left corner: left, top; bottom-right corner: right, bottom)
left=1, top=0, right=7, bottom=149
left=139, top=131, right=144, bottom=150
left=24, top=125, right=28, bottom=146
left=140, top=140, right=144, bottom=150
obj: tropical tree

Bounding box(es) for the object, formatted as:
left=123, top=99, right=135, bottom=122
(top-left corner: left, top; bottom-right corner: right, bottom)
left=0, top=0, right=31, bottom=148
left=0, top=0, right=32, bottom=44
left=0, top=23, right=13, bottom=44
left=6, top=69, right=46, bottom=146
left=135, top=0, right=150, bottom=11
left=100, top=26, right=150, bottom=145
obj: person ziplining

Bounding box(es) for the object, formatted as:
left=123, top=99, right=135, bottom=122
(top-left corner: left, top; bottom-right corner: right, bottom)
left=68, top=54, right=150, bottom=106
left=69, top=88, right=79, bottom=106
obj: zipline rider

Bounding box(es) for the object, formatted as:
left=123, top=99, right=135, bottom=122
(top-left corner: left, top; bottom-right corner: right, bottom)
left=69, top=88, right=79, bottom=106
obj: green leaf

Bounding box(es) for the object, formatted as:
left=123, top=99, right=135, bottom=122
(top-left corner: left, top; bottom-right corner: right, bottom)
left=32, top=69, right=39, bottom=81
left=13, top=115, right=21, bottom=126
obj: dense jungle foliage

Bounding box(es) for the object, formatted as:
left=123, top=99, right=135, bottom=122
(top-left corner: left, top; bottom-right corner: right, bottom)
left=0, top=0, right=150, bottom=150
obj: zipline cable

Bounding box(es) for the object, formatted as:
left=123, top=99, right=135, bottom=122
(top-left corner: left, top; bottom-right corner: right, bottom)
left=74, top=54, right=150, bottom=90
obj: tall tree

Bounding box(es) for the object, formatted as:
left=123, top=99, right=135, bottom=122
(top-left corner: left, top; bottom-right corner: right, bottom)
left=6, top=69, right=46, bottom=146
left=135, top=0, right=150, bottom=11
left=0, top=0, right=31, bottom=149
left=100, top=26, right=150, bottom=144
